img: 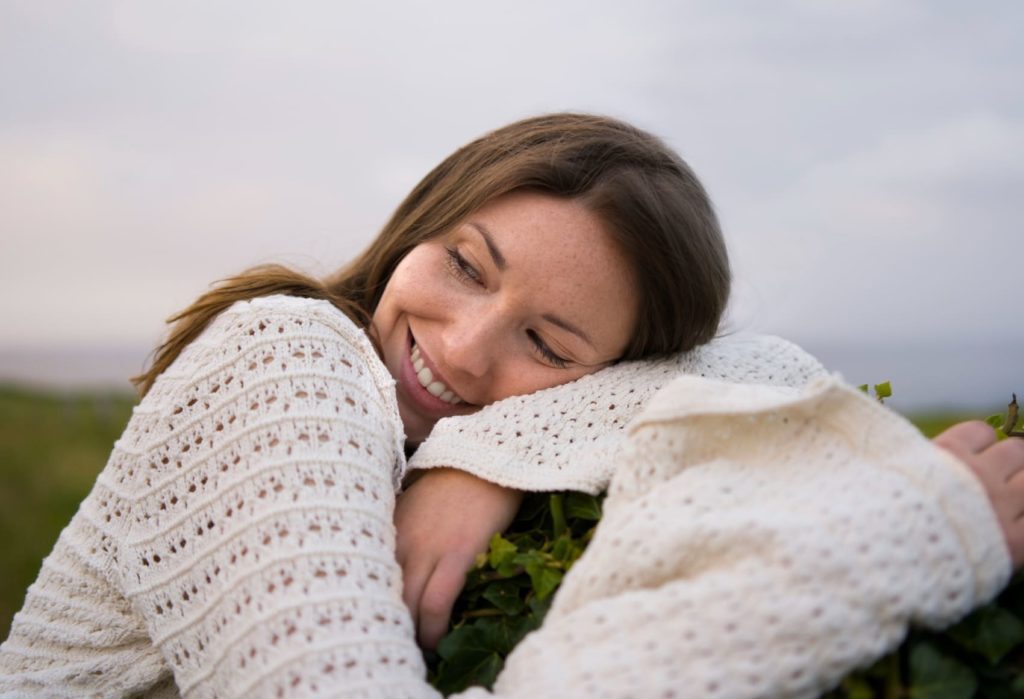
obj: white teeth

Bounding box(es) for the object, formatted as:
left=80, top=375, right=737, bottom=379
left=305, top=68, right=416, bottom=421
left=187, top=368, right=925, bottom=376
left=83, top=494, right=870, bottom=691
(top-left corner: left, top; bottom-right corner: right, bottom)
left=411, top=342, right=463, bottom=405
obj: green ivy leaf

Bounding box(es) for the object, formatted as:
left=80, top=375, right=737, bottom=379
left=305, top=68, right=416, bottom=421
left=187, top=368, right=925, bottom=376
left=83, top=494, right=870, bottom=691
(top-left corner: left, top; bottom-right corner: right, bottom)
left=565, top=493, right=603, bottom=521
left=908, top=642, right=977, bottom=699
left=525, top=560, right=563, bottom=600
left=874, top=381, right=893, bottom=399
left=551, top=535, right=574, bottom=563
left=482, top=580, right=526, bottom=616
left=476, top=615, right=537, bottom=656
left=528, top=591, right=555, bottom=620
left=513, top=550, right=545, bottom=567
left=434, top=624, right=505, bottom=694
left=948, top=604, right=1024, bottom=664
left=987, top=414, right=1006, bottom=429
left=487, top=533, right=518, bottom=569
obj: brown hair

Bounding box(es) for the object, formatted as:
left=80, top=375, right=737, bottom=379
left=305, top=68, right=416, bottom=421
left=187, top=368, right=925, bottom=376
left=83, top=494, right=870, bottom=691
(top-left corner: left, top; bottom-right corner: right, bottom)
left=133, top=113, right=730, bottom=395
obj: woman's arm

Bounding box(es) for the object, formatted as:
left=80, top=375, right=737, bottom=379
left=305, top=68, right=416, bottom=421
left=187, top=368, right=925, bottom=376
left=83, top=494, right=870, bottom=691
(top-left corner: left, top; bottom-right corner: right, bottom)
left=393, top=334, right=828, bottom=647
left=406, top=333, right=828, bottom=494
left=484, top=375, right=1014, bottom=698
left=0, top=297, right=440, bottom=697
left=395, top=468, right=523, bottom=649
left=121, top=297, right=433, bottom=696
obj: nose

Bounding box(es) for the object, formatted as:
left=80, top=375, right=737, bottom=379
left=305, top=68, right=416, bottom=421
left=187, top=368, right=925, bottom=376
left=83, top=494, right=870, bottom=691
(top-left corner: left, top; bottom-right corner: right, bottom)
left=441, top=304, right=505, bottom=382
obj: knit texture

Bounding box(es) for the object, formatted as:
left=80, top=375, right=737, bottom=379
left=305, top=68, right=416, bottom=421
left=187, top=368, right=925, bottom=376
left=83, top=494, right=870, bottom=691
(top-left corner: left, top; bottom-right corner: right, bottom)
left=0, top=296, right=1011, bottom=698
left=489, top=375, right=1011, bottom=698
left=408, top=333, right=829, bottom=493
left=0, top=296, right=432, bottom=698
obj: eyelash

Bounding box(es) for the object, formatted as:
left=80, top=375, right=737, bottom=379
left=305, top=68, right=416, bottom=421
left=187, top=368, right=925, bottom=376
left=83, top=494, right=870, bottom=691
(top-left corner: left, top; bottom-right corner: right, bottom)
left=527, top=330, right=570, bottom=368
left=444, top=246, right=571, bottom=369
left=444, top=246, right=482, bottom=284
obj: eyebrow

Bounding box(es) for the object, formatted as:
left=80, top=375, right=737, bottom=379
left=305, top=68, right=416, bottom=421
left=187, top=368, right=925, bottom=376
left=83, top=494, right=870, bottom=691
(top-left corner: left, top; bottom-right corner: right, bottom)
left=468, top=220, right=596, bottom=350
left=542, top=313, right=595, bottom=349
left=468, top=222, right=507, bottom=270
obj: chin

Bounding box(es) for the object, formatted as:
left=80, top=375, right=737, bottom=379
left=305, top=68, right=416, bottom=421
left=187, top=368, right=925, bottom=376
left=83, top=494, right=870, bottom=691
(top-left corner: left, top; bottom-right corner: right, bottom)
left=397, top=403, right=433, bottom=446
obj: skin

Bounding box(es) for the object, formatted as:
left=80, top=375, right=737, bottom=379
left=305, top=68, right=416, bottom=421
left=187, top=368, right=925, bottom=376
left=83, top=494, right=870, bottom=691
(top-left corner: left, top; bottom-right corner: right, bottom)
left=372, top=194, right=1024, bottom=651
left=371, top=191, right=640, bottom=648
left=372, top=190, right=639, bottom=446
left=934, top=422, right=1024, bottom=568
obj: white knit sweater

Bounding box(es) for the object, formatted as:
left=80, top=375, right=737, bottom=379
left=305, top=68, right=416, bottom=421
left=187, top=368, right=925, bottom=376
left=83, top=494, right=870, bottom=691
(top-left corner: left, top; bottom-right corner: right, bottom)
left=0, top=295, right=1011, bottom=698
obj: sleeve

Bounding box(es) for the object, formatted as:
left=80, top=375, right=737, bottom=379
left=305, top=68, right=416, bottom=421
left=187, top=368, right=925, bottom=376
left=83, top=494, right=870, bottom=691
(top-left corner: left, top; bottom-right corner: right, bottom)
left=98, top=298, right=441, bottom=698
left=407, top=333, right=829, bottom=494
left=481, top=374, right=1012, bottom=699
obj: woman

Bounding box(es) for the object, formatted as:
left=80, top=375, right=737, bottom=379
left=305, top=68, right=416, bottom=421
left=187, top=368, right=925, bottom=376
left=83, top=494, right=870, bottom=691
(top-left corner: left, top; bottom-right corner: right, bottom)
left=0, top=114, right=1020, bottom=698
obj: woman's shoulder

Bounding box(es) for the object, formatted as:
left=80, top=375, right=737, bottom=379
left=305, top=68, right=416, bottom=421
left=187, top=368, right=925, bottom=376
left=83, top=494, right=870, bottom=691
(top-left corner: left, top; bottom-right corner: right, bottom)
left=213, top=294, right=366, bottom=341
left=191, top=294, right=374, bottom=361
left=122, top=292, right=404, bottom=479
left=145, top=294, right=393, bottom=411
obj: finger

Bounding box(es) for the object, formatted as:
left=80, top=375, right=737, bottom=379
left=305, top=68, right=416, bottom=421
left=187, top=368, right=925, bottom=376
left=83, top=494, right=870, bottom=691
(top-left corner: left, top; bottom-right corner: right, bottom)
left=934, top=420, right=998, bottom=457
left=400, top=557, right=436, bottom=625
left=988, top=436, right=1024, bottom=483
left=417, top=553, right=473, bottom=650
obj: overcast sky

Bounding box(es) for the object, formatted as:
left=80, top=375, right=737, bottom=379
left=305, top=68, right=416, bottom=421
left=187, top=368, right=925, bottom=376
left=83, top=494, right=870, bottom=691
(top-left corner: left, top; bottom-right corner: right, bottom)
left=1, top=1, right=1021, bottom=409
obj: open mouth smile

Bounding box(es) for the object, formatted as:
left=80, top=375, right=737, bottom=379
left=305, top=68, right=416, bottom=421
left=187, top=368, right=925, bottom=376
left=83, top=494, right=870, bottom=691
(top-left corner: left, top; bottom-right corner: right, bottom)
left=410, top=342, right=463, bottom=404
left=398, top=331, right=470, bottom=417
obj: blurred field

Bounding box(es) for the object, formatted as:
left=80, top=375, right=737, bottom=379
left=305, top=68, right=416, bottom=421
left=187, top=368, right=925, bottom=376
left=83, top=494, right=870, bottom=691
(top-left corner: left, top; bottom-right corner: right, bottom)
left=0, top=385, right=136, bottom=642
left=0, top=384, right=979, bottom=643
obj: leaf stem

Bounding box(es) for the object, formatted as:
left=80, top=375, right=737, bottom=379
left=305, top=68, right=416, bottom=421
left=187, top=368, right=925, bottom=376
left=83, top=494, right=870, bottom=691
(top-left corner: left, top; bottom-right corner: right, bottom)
left=478, top=568, right=524, bottom=582
left=550, top=494, right=567, bottom=537
left=1003, top=394, right=1019, bottom=436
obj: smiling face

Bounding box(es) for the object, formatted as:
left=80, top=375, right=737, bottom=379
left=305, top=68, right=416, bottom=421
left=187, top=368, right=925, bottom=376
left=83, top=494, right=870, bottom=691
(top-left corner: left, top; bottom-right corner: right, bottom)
left=371, top=190, right=640, bottom=445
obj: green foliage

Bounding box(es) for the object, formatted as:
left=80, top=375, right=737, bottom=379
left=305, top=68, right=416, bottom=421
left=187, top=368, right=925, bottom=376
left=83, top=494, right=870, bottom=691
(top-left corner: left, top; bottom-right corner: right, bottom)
left=427, top=492, right=601, bottom=694
left=947, top=601, right=1024, bottom=665
left=908, top=642, right=977, bottom=699
left=860, top=380, right=894, bottom=403
left=0, top=384, right=135, bottom=641
left=987, top=394, right=1022, bottom=440
left=431, top=392, right=1024, bottom=697
left=819, top=571, right=1024, bottom=698
left=2, top=384, right=1021, bottom=696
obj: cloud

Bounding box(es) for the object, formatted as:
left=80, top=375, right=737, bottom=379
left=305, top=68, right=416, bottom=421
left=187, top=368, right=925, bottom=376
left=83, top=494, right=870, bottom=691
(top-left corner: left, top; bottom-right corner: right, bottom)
left=0, top=0, right=1021, bottom=367
left=728, top=113, right=1023, bottom=343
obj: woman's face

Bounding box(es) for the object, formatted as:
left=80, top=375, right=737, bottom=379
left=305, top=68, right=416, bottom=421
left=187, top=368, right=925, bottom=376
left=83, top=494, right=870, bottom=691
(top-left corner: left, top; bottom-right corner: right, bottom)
left=372, top=190, right=639, bottom=444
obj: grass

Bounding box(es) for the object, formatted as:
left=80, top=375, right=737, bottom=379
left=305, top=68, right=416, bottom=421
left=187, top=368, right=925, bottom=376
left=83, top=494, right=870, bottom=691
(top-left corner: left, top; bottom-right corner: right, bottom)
left=0, top=385, right=983, bottom=643
left=0, top=384, right=136, bottom=642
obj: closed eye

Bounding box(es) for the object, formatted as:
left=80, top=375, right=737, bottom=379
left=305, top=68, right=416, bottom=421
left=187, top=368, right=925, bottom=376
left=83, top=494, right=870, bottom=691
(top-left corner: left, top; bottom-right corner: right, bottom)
left=444, top=246, right=483, bottom=285
left=527, top=330, right=570, bottom=368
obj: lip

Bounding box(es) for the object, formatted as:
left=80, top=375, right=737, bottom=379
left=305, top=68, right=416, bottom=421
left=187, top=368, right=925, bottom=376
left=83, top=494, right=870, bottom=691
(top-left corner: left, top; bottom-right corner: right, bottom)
left=397, top=329, right=470, bottom=417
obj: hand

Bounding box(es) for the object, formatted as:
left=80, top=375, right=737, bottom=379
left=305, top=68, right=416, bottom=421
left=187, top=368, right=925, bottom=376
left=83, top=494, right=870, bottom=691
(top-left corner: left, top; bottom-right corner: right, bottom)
left=394, top=468, right=524, bottom=649
left=934, top=421, right=1024, bottom=568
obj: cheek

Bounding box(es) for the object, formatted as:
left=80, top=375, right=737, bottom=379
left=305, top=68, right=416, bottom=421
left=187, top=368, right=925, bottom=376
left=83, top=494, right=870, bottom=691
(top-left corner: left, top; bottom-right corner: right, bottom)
left=490, top=363, right=599, bottom=405
left=374, top=249, right=452, bottom=331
